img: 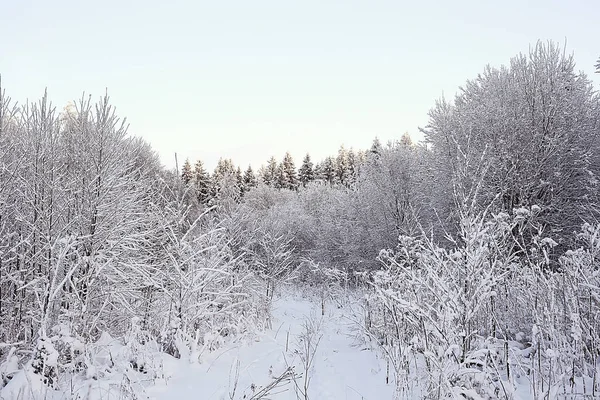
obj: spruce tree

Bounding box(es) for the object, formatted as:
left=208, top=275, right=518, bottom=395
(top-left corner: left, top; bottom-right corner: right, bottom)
left=346, top=148, right=358, bottom=186
left=211, top=158, right=237, bottom=201
left=298, top=153, right=315, bottom=187
left=181, top=159, right=193, bottom=185
left=243, top=165, right=257, bottom=190
left=366, top=138, right=383, bottom=171
left=313, top=162, right=324, bottom=182
left=236, top=166, right=244, bottom=196
left=193, top=159, right=211, bottom=204
left=321, top=156, right=336, bottom=185
left=400, top=132, right=413, bottom=147
left=281, top=152, right=298, bottom=190
left=335, top=145, right=349, bottom=186
left=369, top=137, right=383, bottom=161
left=262, top=156, right=278, bottom=186
left=275, top=162, right=286, bottom=189
left=213, top=158, right=236, bottom=179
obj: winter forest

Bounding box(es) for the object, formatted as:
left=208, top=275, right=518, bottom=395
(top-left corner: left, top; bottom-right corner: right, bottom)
left=1, top=42, right=600, bottom=399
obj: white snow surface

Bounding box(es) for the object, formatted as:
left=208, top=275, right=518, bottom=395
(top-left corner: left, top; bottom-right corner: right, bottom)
left=1, top=292, right=394, bottom=399
left=148, top=293, right=395, bottom=399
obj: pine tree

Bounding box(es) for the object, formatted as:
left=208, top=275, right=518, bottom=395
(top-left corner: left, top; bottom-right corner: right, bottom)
left=346, top=148, right=358, bottom=186
left=298, top=153, right=315, bottom=187
left=213, top=158, right=236, bottom=179
left=400, top=132, right=413, bottom=147
left=243, top=165, right=257, bottom=190
left=193, top=159, right=211, bottom=204
left=236, top=166, right=244, bottom=196
left=181, top=159, right=193, bottom=185
left=367, top=138, right=383, bottom=168
left=257, top=165, right=267, bottom=184
left=274, top=162, right=286, bottom=189
left=313, top=162, right=324, bottom=182
left=356, top=149, right=367, bottom=165
left=321, top=156, right=336, bottom=185
left=262, top=156, right=278, bottom=186
left=211, top=158, right=237, bottom=201
left=335, top=146, right=349, bottom=186
left=281, top=152, right=298, bottom=190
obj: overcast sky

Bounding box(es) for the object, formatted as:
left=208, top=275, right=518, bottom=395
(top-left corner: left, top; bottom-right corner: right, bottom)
left=1, top=0, right=599, bottom=171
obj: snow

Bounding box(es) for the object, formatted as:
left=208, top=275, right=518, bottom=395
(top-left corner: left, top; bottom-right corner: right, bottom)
left=147, top=292, right=395, bottom=400
left=3, top=290, right=599, bottom=399
left=1, top=291, right=396, bottom=400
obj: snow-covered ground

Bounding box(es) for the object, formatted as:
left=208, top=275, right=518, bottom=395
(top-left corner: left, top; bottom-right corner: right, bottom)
left=147, top=292, right=394, bottom=399
left=1, top=291, right=394, bottom=400
left=5, top=289, right=596, bottom=400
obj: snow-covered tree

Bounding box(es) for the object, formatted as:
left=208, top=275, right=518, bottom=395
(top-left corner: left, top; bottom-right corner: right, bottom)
left=243, top=165, right=257, bottom=190
left=335, top=146, right=349, bottom=186
left=262, top=156, right=278, bottom=187
left=320, top=157, right=335, bottom=185
left=280, top=152, right=298, bottom=190
left=312, top=161, right=323, bottom=183
left=346, top=148, right=358, bottom=186
left=298, top=153, right=315, bottom=187
left=235, top=166, right=244, bottom=196
left=423, top=41, right=600, bottom=251
left=369, top=137, right=382, bottom=161
left=181, top=158, right=193, bottom=184
left=248, top=228, right=295, bottom=299
left=193, top=159, right=211, bottom=204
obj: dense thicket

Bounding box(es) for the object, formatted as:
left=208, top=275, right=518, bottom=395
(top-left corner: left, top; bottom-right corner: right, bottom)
left=0, top=91, right=268, bottom=390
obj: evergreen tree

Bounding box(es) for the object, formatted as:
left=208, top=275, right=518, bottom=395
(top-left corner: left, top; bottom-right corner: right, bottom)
left=262, top=156, right=278, bottom=187
left=274, top=162, right=286, bottom=189
left=181, top=159, right=193, bottom=185
left=213, top=158, right=236, bottom=179
left=211, top=158, right=237, bottom=202
left=243, top=165, right=257, bottom=190
left=335, top=145, right=349, bottom=186
left=356, top=149, right=367, bottom=165
left=193, top=159, right=211, bottom=204
left=257, top=165, right=267, bottom=184
left=313, top=162, right=324, bottom=182
left=281, top=152, right=298, bottom=190
left=400, top=132, right=413, bottom=147
left=369, top=137, right=383, bottom=163
left=298, top=153, right=315, bottom=187
left=321, top=156, right=336, bottom=185
left=236, top=166, right=244, bottom=196
left=346, top=148, right=358, bottom=186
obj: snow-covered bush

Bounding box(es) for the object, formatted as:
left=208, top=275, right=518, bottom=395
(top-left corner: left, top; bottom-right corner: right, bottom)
left=363, top=209, right=600, bottom=399
left=364, top=210, right=516, bottom=398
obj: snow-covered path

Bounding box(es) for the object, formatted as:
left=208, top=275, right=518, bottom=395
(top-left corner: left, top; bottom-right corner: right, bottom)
left=147, top=294, right=395, bottom=399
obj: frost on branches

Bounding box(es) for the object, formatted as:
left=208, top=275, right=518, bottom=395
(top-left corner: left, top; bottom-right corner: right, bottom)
left=363, top=208, right=600, bottom=399
left=0, top=90, right=271, bottom=398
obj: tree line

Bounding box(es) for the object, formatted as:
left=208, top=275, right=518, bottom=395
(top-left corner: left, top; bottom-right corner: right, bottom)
left=179, top=145, right=371, bottom=206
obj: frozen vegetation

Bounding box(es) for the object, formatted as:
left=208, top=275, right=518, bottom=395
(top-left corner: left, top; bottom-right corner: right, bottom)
left=1, top=41, right=600, bottom=399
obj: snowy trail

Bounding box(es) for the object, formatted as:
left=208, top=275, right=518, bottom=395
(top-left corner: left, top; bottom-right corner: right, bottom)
left=147, top=294, right=395, bottom=400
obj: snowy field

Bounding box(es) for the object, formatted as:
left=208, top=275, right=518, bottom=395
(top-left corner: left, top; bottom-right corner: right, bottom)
left=147, top=293, right=394, bottom=400
left=1, top=292, right=395, bottom=400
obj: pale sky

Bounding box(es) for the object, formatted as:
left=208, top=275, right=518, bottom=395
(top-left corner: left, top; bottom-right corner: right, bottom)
left=1, top=0, right=599, bottom=171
